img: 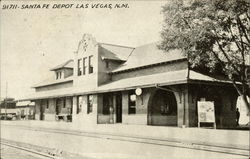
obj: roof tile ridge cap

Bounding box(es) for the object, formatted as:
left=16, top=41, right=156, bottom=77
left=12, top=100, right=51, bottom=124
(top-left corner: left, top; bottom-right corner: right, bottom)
left=125, top=47, right=136, bottom=61
left=32, top=76, right=55, bottom=87
left=50, top=59, right=74, bottom=70
left=98, top=42, right=135, bottom=49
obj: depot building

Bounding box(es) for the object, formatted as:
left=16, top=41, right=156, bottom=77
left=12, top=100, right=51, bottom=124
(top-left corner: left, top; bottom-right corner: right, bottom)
left=21, top=34, right=239, bottom=128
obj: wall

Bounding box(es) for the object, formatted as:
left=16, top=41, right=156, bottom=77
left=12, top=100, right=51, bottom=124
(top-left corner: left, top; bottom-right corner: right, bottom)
left=44, top=98, right=56, bottom=121
left=150, top=115, right=177, bottom=126
left=121, top=89, right=150, bottom=125
left=34, top=100, right=41, bottom=120
left=97, top=46, right=124, bottom=86
left=64, top=68, right=73, bottom=78
left=73, top=94, right=98, bottom=125
left=73, top=34, right=99, bottom=89
left=111, top=60, right=188, bottom=81
left=97, top=46, right=111, bottom=86
left=35, top=82, right=73, bottom=92
left=34, top=97, right=73, bottom=121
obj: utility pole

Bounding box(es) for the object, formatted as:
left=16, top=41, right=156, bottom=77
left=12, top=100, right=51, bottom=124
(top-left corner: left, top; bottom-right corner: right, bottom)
left=4, top=82, right=8, bottom=120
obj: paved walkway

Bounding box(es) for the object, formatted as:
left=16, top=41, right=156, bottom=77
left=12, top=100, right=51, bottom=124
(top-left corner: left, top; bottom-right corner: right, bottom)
left=1, top=120, right=249, bottom=151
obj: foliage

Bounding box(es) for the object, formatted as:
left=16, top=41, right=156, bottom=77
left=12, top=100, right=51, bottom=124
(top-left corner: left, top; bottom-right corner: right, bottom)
left=159, top=0, right=250, bottom=110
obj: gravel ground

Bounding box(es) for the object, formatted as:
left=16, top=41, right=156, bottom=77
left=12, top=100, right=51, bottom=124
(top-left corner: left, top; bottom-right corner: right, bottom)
left=0, top=139, right=91, bottom=159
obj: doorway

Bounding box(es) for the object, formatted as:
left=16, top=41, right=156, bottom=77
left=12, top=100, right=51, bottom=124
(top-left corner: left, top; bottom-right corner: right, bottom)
left=116, top=92, right=122, bottom=123
left=40, top=102, right=45, bottom=120
left=148, top=89, right=178, bottom=126
left=56, top=98, right=63, bottom=115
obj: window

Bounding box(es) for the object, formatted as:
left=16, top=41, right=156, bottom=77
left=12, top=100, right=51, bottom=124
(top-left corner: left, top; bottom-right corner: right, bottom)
left=42, top=100, right=49, bottom=109
left=77, top=59, right=82, bottom=76
left=128, top=90, right=136, bottom=114
left=106, top=61, right=109, bottom=69
left=77, top=96, right=83, bottom=114
left=56, top=71, right=62, bottom=79
left=89, top=56, right=93, bottom=74
left=63, top=98, right=66, bottom=108
left=103, top=93, right=113, bottom=115
left=83, top=57, right=87, bottom=75
left=87, top=95, right=93, bottom=114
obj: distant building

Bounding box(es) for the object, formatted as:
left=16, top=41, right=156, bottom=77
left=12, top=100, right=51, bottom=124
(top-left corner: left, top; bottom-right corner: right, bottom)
left=21, top=34, right=240, bottom=128
left=16, top=101, right=35, bottom=120
left=0, top=99, right=34, bottom=120
left=0, top=98, right=16, bottom=109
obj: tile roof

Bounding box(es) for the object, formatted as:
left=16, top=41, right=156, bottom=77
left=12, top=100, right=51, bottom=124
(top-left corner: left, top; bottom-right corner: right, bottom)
left=111, top=42, right=186, bottom=73
left=99, top=43, right=134, bottom=61
left=32, top=76, right=73, bottom=88
left=50, top=59, right=73, bottom=71
left=19, top=69, right=233, bottom=101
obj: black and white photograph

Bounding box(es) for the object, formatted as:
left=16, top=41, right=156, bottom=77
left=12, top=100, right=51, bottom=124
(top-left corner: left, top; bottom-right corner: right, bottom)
left=0, top=0, right=250, bottom=158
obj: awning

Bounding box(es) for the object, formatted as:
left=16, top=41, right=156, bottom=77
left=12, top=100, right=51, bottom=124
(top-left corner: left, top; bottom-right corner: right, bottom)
left=16, top=101, right=35, bottom=107
left=18, top=69, right=233, bottom=101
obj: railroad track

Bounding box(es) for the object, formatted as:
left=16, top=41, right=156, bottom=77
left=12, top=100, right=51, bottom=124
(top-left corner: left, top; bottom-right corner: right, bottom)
left=0, top=139, right=62, bottom=159
left=2, top=124, right=250, bottom=157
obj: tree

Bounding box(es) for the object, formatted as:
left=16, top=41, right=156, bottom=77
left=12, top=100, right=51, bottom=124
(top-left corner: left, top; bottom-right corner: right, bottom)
left=159, top=0, right=250, bottom=112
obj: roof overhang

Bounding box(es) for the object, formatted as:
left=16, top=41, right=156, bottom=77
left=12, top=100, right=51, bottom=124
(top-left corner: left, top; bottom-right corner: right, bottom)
left=19, top=69, right=236, bottom=101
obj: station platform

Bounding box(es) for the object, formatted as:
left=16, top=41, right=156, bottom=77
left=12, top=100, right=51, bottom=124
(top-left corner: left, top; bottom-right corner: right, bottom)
left=1, top=120, right=249, bottom=153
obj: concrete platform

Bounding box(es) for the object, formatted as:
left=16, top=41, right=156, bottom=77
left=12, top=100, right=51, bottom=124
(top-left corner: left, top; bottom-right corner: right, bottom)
left=1, top=120, right=249, bottom=151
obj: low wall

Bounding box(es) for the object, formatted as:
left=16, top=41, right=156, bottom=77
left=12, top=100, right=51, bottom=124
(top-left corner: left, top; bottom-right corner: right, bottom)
left=97, top=115, right=110, bottom=124
left=44, top=114, right=56, bottom=121
left=149, top=115, right=177, bottom=126
left=122, top=114, right=147, bottom=125
left=74, top=113, right=97, bottom=125
left=35, top=114, right=40, bottom=120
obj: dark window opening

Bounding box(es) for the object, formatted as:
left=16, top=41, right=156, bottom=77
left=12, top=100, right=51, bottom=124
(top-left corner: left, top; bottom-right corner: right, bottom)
left=83, top=57, right=87, bottom=75
left=42, top=100, right=49, bottom=109
left=63, top=98, right=66, bottom=108
left=128, top=90, right=136, bottom=114
left=77, top=96, right=83, bottom=114
left=151, top=90, right=177, bottom=116
left=103, top=93, right=113, bottom=115
left=56, top=71, right=62, bottom=79
left=78, top=59, right=82, bottom=76
left=87, top=95, right=93, bottom=114
left=106, top=61, right=109, bottom=69
left=89, top=56, right=94, bottom=74
left=56, top=98, right=63, bottom=115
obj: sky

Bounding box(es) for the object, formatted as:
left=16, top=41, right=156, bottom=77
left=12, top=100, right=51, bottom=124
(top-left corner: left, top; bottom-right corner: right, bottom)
left=0, top=1, right=167, bottom=100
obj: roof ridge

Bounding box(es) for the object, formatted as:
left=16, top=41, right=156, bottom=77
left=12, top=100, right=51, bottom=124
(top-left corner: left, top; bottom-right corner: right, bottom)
left=99, top=42, right=135, bottom=49
left=50, top=59, right=73, bottom=71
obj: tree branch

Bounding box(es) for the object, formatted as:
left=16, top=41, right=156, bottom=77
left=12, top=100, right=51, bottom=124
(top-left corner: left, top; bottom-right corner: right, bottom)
left=237, top=15, right=250, bottom=44
left=232, top=79, right=243, bottom=96
left=214, top=37, right=241, bottom=75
